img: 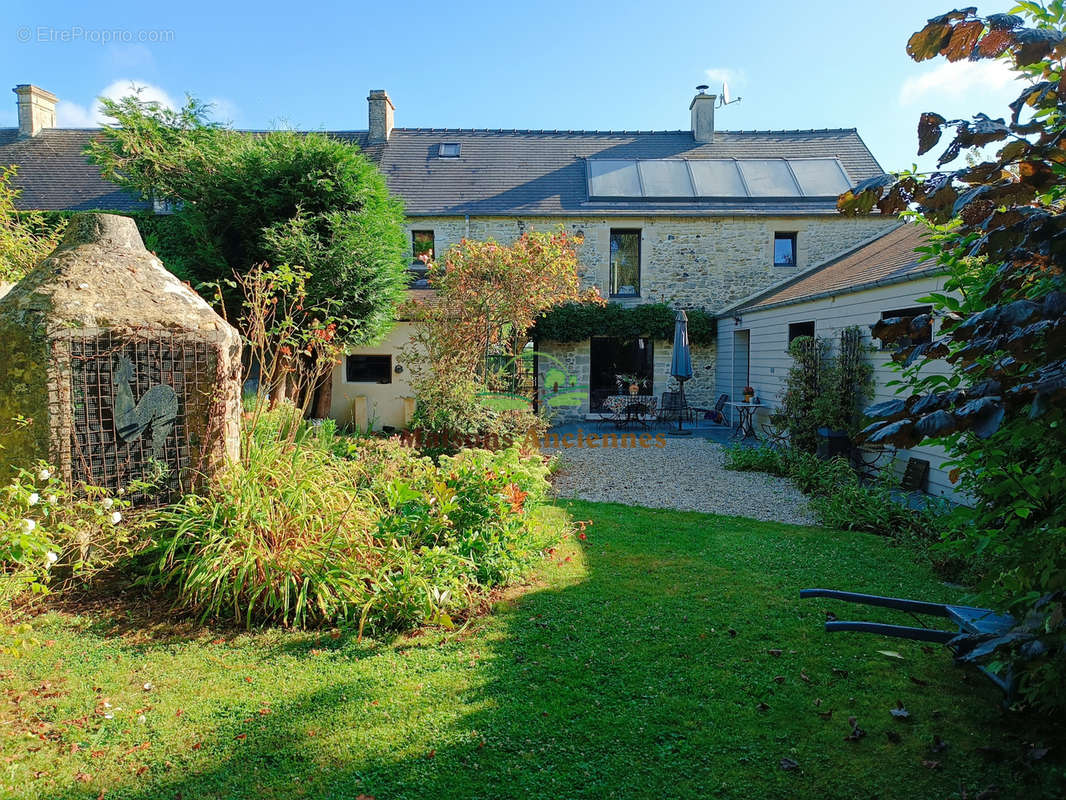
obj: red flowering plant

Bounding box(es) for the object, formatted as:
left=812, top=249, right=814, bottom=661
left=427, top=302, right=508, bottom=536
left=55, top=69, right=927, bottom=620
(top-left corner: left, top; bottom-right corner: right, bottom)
left=403, top=230, right=602, bottom=452
left=209, top=262, right=346, bottom=456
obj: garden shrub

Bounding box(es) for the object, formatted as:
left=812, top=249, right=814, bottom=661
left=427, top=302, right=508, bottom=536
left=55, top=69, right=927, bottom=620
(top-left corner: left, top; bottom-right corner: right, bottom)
left=1, top=462, right=148, bottom=612
left=724, top=444, right=949, bottom=547
left=144, top=412, right=557, bottom=631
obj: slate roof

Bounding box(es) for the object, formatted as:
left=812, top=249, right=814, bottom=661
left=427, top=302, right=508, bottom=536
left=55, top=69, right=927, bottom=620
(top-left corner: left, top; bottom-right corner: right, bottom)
left=2, top=124, right=884, bottom=218
left=731, top=223, right=939, bottom=313
left=0, top=129, right=149, bottom=212
left=369, top=127, right=885, bottom=216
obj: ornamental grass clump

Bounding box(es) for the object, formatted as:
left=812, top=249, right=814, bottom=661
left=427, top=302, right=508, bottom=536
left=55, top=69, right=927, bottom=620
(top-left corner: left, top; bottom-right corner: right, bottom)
left=146, top=411, right=556, bottom=632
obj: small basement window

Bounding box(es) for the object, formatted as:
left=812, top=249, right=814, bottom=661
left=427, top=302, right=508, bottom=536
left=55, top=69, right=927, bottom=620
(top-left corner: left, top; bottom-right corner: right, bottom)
left=788, top=321, right=815, bottom=344
left=774, top=232, right=797, bottom=267
left=879, top=306, right=933, bottom=349
left=345, top=354, right=392, bottom=384
left=438, top=142, right=461, bottom=158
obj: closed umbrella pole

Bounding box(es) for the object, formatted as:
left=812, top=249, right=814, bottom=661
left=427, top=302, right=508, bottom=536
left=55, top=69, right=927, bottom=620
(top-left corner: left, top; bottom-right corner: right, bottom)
left=669, top=310, right=693, bottom=436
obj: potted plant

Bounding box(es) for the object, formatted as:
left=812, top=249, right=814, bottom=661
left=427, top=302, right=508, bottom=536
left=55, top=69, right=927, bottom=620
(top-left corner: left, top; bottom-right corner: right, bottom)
left=743, top=385, right=755, bottom=403
left=616, top=373, right=648, bottom=396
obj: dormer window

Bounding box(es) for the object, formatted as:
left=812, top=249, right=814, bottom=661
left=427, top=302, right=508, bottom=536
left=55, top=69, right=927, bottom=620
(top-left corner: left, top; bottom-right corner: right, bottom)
left=438, top=142, right=461, bottom=159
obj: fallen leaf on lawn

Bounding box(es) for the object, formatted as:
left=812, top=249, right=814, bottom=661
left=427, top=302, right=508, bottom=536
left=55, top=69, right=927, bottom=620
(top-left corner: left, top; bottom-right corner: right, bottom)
left=877, top=650, right=904, bottom=660
left=135, top=765, right=148, bottom=776
left=191, top=742, right=202, bottom=750
left=356, top=795, right=377, bottom=800
left=889, top=700, right=910, bottom=719
left=814, top=698, right=822, bottom=706
left=244, top=677, right=252, bottom=683
left=235, top=734, right=247, bottom=741
left=908, top=675, right=929, bottom=687
left=310, top=649, right=325, bottom=656
left=1027, top=746, right=1049, bottom=761
left=779, top=757, right=800, bottom=771
left=329, top=629, right=342, bottom=640
left=767, top=649, right=783, bottom=657
left=75, top=772, right=92, bottom=782
left=426, top=749, right=436, bottom=758
left=756, top=702, right=770, bottom=712
left=800, top=671, right=811, bottom=683
left=728, top=628, right=737, bottom=638
left=773, top=676, right=785, bottom=684
left=818, top=710, right=834, bottom=720
left=90, top=750, right=106, bottom=758
left=886, top=731, right=901, bottom=744
left=259, top=707, right=271, bottom=715
left=175, top=709, right=184, bottom=717
left=307, top=729, right=318, bottom=737
left=921, top=759, right=942, bottom=770
left=931, top=735, right=949, bottom=753
left=844, top=716, right=866, bottom=742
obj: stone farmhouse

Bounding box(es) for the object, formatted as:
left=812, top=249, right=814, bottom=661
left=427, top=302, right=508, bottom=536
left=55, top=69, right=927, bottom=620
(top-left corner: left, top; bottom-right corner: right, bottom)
left=2, top=83, right=899, bottom=430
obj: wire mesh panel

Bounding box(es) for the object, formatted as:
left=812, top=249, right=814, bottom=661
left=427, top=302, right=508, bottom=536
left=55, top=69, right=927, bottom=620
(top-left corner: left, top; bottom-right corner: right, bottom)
left=66, top=332, right=214, bottom=503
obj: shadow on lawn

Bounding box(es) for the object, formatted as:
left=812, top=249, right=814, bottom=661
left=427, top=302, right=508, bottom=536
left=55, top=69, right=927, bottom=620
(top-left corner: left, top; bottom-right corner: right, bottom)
left=53, top=502, right=1059, bottom=800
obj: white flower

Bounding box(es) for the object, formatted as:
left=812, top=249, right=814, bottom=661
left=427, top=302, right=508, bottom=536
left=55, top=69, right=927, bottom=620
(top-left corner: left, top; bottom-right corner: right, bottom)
left=19, top=518, right=36, bottom=534
left=102, top=498, right=114, bottom=509
left=110, top=511, right=122, bottom=525
left=27, top=493, right=39, bottom=506
left=137, top=714, right=146, bottom=724
left=45, top=551, right=58, bottom=564
left=46, top=494, right=57, bottom=505
left=37, top=468, right=50, bottom=481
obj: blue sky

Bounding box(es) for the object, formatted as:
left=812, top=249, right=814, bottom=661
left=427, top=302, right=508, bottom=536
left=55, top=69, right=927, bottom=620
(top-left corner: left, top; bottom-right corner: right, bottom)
left=2, top=0, right=1022, bottom=173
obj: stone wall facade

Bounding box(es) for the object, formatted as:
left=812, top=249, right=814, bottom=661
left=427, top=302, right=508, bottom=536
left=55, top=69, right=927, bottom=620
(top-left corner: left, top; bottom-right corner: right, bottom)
left=390, top=214, right=893, bottom=425
left=407, top=214, right=896, bottom=311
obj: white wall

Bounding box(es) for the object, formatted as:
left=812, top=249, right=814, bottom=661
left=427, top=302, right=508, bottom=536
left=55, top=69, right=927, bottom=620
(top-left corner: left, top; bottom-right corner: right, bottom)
left=716, top=274, right=968, bottom=503
left=329, top=322, right=417, bottom=431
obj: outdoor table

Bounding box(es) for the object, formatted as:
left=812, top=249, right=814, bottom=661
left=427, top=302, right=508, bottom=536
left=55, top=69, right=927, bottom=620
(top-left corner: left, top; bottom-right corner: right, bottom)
left=601, top=395, right=658, bottom=428
left=727, top=402, right=761, bottom=441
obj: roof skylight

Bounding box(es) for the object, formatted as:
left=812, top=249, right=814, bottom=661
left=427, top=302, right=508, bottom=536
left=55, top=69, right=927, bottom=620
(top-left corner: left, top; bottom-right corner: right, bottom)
left=586, top=157, right=851, bottom=200
left=438, top=142, right=461, bottom=158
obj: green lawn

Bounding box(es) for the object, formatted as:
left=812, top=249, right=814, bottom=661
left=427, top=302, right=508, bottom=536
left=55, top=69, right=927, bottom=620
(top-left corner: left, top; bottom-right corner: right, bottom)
left=1, top=501, right=1060, bottom=799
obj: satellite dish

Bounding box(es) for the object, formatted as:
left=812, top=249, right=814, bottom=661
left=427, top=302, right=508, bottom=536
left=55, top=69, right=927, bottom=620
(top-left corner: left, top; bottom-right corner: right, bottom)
left=717, top=81, right=742, bottom=108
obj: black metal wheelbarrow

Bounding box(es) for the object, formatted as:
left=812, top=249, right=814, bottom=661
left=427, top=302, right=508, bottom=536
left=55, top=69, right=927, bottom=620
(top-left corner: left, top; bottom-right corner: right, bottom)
left=800, top=588, right=1016, bottom=698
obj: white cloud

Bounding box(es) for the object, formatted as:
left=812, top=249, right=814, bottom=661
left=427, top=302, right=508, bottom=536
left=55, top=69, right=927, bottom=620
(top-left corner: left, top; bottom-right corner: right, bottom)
left=56, top=79, right=178, bottom=127
left=205, top=96, right=239, bottom=125
left=704, top=66, right=745, bottom=91
left=899, top=59, right=1018, bottom=106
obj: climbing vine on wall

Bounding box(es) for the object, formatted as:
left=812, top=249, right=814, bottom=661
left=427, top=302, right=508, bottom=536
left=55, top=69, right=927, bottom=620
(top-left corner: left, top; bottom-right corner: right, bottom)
left=531, top=301, right=716, bottom=346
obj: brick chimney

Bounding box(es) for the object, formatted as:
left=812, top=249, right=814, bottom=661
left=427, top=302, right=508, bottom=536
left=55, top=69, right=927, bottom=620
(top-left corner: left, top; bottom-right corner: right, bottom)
left=367, top=89, right=394, bottom=144
left=690, top=90, right=716, bottom=143
left=14, top=84, right=58, bottom=138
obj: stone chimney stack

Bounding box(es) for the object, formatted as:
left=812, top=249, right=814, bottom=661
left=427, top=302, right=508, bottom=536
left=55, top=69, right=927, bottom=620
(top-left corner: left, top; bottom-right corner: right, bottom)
left=367, top=89, right=394, bottom=144
left=14, top=84, right=58, bottom=138
left=690, top=90, right=716, bottom=143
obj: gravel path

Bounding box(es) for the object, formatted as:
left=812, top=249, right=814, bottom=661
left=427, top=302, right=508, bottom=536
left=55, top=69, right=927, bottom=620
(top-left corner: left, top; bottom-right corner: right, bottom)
left=547, top=436, right=817, bottom=526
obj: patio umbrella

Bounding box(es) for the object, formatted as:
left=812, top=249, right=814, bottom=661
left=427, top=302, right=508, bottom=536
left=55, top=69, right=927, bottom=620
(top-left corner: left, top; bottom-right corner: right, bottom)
left=669, top=309, right=693, bottom=436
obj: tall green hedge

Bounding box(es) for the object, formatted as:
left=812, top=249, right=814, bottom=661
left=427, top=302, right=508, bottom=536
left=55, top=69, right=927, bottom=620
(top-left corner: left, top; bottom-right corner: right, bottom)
left=531, top=301, right=716, bottom=346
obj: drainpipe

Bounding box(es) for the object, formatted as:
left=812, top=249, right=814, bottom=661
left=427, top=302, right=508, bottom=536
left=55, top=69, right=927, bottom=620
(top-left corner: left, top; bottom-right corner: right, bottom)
left=465, top=215, right=470, bottom=240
